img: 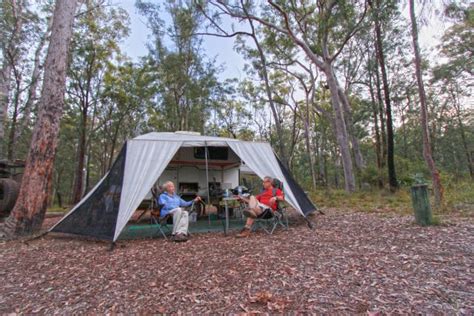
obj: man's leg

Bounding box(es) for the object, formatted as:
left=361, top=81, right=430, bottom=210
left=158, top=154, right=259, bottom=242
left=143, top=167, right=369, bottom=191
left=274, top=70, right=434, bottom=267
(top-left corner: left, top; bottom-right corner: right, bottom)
left=175, top=209, right=189, bottom=235
left=248, top=196, right=263, bottom=216
left=243, top=196, right=263, bottom=219
left=171, top=208, right=184, bottom=235
left=236, top=196, right=261, bottom=238
left=245, top=217, right=255, bottom=228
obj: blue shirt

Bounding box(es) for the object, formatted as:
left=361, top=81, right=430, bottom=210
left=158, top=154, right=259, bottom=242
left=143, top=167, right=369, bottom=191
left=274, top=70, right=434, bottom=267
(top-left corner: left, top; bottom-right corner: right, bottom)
left=158, top=192, right=193, bottom=217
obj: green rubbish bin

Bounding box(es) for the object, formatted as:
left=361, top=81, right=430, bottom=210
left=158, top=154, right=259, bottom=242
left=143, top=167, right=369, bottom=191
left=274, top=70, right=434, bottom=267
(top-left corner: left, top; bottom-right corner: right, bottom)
left=410, top=184, right=433, bottom=226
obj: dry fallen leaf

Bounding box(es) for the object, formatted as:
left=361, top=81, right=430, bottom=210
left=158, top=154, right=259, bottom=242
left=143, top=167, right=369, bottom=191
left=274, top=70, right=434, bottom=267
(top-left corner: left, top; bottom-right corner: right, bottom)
left=250, top=291, right=273, bottom=304
left=0, top=210, right=472, bottom=314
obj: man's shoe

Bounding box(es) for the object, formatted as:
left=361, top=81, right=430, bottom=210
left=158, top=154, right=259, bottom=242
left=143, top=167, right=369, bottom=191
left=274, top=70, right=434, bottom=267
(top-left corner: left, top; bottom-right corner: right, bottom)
left=235, top=227, right=251, bottom=238
left=174, top=233, right=188, bottom=242
left=243, top=209, right=257, bottom=218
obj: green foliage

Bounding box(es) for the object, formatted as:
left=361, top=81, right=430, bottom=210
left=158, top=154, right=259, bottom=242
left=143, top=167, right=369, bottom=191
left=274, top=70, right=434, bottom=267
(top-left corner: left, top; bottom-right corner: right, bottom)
left=4, top=0, right=473, bottom=210
left=137, top=0, right=220, bottom=133
left=433, top=4, right=473, bottom=81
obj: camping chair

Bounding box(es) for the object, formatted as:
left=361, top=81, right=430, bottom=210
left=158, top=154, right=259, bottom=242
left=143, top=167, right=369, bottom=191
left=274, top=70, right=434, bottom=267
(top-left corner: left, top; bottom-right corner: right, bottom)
left=150, top=205, right=172, bottom=240
left=251, top=201, right=289, bottom=234
left=150, top=189, right=198, bottom=240
left=148, top=186, right=172, bottom=239
left=251, top=179, right=289, bottom=234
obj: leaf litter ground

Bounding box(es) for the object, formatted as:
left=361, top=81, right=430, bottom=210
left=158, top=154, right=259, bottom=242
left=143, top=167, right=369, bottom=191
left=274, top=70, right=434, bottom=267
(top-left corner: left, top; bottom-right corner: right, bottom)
left=0, top=209, right=472, bottom=314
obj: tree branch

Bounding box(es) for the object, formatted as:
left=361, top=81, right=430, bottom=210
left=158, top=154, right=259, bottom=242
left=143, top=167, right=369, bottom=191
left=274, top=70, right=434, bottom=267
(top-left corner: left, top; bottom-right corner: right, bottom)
left=330, top=0, right=369, bottom=62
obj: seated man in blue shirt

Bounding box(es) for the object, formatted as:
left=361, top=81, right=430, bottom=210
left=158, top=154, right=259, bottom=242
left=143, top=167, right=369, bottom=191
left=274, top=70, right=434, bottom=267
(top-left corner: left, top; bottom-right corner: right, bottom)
left=158, top=181, right=201, bottom=242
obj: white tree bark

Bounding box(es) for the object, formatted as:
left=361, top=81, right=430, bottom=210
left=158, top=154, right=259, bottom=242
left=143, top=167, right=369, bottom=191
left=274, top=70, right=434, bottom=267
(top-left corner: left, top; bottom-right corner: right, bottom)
left=324, top=64, right=356, bottom=192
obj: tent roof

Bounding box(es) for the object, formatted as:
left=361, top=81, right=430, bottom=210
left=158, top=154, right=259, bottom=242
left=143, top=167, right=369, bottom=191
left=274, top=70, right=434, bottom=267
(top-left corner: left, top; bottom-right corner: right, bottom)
left=133, top=132, right=241, bottom=144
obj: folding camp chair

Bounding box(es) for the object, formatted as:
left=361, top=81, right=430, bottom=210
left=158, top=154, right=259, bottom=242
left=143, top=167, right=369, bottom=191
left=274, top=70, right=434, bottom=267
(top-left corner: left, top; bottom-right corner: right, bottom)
left=251, top=178, right=289, bottom=234
left=148, top=186, right=172, bottom=239
left=150, top=207, right=172, bottom=239
left=150, top=189, right=196, bottom=240
left=251, top=201, right=289, bottom=234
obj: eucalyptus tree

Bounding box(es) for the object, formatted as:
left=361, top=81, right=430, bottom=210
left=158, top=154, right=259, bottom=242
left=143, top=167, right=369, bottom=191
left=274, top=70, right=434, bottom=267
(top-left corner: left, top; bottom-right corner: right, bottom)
left=368, top=0, right=400, bottom=191
left=0, top=0, right=25, bottom=157
left=270, top=61, right=320, bottom=189
left=0, top=0, right=41, bottom=158
left=10, top=16, right=52, bottom=160
left=200, top=0, right=371, bottom=192
left=2, top=0, right=77, bottom=236
left=67, top=0, right=129, bottom=203
left=137, top=0, right=220, bottom=134
left=409, top=0, right=444, bottom=207
left=433, top=2, right=473, bottom=81
left=210, top=5, right=297, bottom=167
left=95, top=60, right=155, bottom=175
left=229, top=21, right=302, bottom=167
left=432, top=2, right=473, bottom=179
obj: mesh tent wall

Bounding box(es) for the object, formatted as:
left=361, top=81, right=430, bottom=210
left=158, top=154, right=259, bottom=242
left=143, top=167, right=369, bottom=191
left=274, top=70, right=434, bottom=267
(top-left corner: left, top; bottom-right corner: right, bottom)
left=50, top=132, right=317, bottom=241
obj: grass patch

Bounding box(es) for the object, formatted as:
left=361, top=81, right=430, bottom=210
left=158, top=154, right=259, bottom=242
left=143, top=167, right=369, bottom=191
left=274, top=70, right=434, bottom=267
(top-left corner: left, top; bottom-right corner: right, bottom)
left=430, top=215, right=442, bottom=226
left=443, top=180, right=474, bottom=216
left=310, top=189, right=412, bottom=214
left=309, top=180, right=474, bottom=217
left=46, top=206, right=69, bottom=214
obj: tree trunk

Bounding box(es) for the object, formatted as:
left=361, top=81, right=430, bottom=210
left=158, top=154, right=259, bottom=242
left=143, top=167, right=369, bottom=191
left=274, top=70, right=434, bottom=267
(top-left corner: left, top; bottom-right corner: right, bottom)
left=409, top=0, right=443, bottom=207
left=338, top=87, right=365, bottom=170
left=1, top=0, right=77, bottom=236
left=373, top=0, right=398, bottom=191
left=0, top=0, right=23, bottom=159
left=319, top=122, right=328, bottom=186
left=452, top=92, right=473, bottom=179
left=368, top=67, right=383, bottom=188
left=402, top=90, right=410, bottom=158
left=244, top=16, right=289, bottom=168
left=374, top=60, right=387, bottom=167
left=324, top=63, right=356, bottom=192
left=333, top=147, right=340, bottom=189
left=71, top=106, right=87, bottom=204
left=15, top=21, right=51, bottom=150
left=255, top=43, right=288, bottom=168
left=7, top=69, right=22, bottom=160
left=0, top=63, right=12, bottom=158
left=303, top=102, right=317, bottom=190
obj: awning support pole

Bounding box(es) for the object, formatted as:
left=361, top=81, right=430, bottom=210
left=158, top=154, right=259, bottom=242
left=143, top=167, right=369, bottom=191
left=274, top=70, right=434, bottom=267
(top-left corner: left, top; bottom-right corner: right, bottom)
left=204, top=142, right=211, bottom=229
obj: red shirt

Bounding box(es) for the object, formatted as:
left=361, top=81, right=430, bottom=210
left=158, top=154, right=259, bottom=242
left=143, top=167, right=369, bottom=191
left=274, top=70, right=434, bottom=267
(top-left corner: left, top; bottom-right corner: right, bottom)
left=256, top=187, right=284, bottom=210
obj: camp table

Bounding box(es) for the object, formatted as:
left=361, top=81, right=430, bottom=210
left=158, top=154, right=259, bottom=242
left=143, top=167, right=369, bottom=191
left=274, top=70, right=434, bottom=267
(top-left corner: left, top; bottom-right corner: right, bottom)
left=222, top=196, right=243, bottom=235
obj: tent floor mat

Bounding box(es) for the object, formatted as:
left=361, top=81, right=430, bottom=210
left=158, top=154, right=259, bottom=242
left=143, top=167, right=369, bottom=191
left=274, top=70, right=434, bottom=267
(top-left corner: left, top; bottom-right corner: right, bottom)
left=119, top=218, right=246, bottom=240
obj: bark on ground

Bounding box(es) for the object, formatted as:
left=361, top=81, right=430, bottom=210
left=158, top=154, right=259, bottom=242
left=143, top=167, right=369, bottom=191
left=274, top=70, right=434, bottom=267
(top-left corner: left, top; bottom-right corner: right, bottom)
left=0, top=210, right=472, bottom=314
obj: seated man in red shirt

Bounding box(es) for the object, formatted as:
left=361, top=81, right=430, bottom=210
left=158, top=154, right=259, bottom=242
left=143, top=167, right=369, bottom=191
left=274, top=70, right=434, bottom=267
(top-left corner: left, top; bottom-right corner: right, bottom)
left=236, top=176, right=284, bottom=238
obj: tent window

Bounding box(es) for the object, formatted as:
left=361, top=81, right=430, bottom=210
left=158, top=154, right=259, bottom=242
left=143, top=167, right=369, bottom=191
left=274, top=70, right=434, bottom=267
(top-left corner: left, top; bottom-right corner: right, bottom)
left=194, top=147, right=228, bottom=160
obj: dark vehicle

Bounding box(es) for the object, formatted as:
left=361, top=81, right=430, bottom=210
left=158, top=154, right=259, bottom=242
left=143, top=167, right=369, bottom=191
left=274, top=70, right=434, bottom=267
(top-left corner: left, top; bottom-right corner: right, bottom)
left=0, top=160, right=24, bottom=217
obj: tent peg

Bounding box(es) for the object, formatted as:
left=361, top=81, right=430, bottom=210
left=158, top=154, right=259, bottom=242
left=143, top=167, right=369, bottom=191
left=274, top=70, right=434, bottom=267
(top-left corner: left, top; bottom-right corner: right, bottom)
left=305, top=217, right=314, bottom=229
left=22, top=231, right=49, bottom=245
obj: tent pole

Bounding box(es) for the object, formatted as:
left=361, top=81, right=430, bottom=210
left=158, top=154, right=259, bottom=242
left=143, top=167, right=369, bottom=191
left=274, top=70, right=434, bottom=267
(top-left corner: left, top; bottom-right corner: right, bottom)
left=204, top=142, right=211, bottom=229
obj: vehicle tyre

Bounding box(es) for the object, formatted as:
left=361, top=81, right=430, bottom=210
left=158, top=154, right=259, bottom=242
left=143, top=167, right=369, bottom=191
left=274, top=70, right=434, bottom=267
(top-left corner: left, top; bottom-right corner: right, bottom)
left=0, top=178, right=20, bottom=216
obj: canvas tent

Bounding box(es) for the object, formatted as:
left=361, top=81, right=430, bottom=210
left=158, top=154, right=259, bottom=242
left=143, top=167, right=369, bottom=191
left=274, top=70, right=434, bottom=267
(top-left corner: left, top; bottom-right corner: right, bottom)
left=50, top=132, right=317, bottom=241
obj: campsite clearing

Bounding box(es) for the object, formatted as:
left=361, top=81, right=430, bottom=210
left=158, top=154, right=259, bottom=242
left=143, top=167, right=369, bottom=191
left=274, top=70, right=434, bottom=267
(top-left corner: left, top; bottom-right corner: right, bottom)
left=0, top=210, right=472, bottom=314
